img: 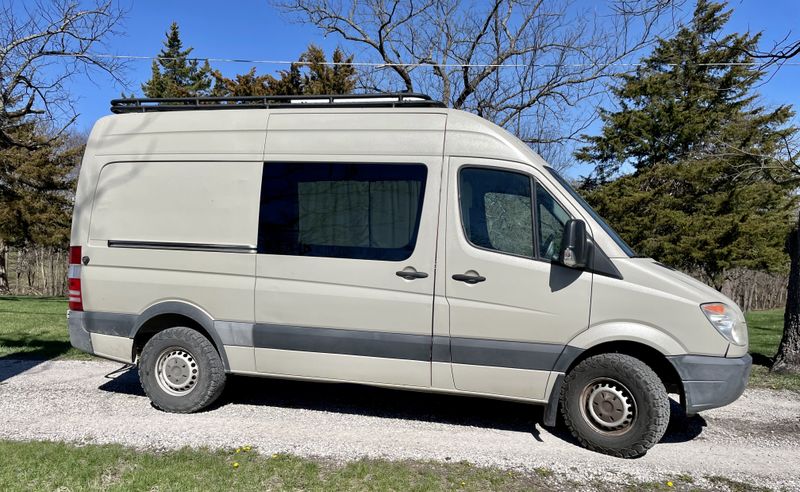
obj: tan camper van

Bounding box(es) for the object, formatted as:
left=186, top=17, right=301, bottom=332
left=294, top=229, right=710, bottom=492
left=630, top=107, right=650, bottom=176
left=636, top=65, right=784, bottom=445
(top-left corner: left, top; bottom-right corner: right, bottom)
left=68, top=93, right=751, bottom=458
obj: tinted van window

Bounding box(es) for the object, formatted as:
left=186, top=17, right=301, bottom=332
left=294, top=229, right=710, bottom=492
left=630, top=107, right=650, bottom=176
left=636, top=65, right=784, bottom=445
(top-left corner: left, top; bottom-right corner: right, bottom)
left=258, top=163, right=427, bottom=261
left=535, top=182, right=570, bottom=260
left=459, top=168, right=534, bottom=258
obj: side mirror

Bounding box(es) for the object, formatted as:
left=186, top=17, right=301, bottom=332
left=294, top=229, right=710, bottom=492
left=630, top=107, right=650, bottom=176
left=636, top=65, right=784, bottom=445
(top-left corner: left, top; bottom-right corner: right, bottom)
left=558, top=219, right=589, bottom=269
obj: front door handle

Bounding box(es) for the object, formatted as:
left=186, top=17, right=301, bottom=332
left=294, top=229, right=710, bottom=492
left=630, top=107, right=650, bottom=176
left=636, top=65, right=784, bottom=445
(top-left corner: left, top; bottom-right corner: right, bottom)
left=396, top=270, right=429, bottom=280
left=452, top=273, right=486, bottom=284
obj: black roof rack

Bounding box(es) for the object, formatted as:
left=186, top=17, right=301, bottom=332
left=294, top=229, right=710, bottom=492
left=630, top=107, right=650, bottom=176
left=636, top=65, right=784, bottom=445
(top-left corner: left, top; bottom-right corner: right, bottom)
left=110, top=93, right=446, bottom=114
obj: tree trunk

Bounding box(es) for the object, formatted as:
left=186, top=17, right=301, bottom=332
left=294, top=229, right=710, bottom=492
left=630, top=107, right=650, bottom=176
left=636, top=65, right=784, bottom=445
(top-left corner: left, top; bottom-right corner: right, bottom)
left=0, top=239, right=8, bottom=293
left=773, top=211, right=800, bottom=374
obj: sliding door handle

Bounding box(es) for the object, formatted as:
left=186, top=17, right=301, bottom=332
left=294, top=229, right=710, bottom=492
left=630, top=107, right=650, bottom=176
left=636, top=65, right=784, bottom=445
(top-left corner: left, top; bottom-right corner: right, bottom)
left=396, top=270, right=429, bottom=280
left=452, top=273, right=486, bottom=284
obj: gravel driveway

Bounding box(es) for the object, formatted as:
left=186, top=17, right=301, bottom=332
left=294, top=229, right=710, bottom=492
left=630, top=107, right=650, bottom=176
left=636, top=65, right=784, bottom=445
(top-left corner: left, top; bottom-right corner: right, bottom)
left=1, top=358, right=798, bottom=489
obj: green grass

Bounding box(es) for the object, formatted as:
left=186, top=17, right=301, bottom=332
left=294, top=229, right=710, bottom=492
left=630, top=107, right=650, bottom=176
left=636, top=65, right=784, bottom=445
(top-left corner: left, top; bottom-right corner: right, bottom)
left=0, top=296, right=88, bottom=360
left=0, top=297, right=796, bottom=389
left=0, top=440, right=560, bottom=492
left=744, top=309, right=800, bottom=391
left=745, top=309, right=784, bottom=360
left=706, top=476, right=772, bottom=492
left=0, top=440, right=738, bottom=492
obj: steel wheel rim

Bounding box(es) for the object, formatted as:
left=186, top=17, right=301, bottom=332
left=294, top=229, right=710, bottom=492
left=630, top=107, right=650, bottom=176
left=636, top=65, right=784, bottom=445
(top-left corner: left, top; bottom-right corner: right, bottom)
left=155, top=346, right=199, bottom=396
left=579, top=377, right=637, bottom=435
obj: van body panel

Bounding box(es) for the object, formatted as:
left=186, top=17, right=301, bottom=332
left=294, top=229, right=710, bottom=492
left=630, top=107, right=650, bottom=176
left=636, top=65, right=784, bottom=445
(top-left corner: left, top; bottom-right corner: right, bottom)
left=92, top=110, right=268, bottom=156
left=254, top=348, right=430, bottom=387
left=225, top=346, right=256, bottom=372
left=450, top=364, right=550, bottom=399
left=71, top=110, right=268, bottom=246
left=444, top=110, right=533, bottom=163
left=79, top=156, right=261, bottom=324
left=81, top=260, right=255, bottom=323
left=88, top=161, right=261, bottom=246
left=589, top=259, right=735, bottom=356
left=267, top=112, right=447, bottom=156
left=89, top=332, right=134, bottom=363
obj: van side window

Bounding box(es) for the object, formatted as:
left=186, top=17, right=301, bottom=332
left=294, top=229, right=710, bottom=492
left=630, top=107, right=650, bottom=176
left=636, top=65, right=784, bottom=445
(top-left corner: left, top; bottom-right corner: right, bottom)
left=535, top=182, right=571, bottom=260
left=459, top=168, right=534, bottom=258
left=258, top=162, right=427, bottom=261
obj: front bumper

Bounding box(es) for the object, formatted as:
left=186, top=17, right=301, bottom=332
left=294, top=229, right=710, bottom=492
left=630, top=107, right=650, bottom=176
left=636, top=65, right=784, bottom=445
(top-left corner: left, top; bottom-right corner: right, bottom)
left=668, top=354, right=752, bottom=415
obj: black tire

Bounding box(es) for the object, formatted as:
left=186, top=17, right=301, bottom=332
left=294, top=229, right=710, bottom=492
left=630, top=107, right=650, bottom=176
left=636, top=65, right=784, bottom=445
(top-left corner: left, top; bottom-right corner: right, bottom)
left=139, top=326, right=226, bottom=413
left=560, top=353, right=669, bottom=458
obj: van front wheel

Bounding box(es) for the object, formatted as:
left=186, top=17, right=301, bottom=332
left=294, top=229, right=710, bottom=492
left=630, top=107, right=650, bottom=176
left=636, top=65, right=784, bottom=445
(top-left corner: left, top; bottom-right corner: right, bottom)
left=139, top=327, right=226, bottom=413
left=560, top=353, right=669, bottom=458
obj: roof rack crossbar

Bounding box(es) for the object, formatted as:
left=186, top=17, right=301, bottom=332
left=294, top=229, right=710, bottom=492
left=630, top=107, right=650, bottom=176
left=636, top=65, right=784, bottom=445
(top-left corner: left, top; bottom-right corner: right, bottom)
left=110, top=93, right=446, bottom=113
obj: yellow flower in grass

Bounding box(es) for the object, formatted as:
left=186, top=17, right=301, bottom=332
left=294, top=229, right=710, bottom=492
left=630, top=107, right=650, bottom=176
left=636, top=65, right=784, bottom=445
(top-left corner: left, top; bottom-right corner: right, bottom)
left=667, top=481, right=673, bottom=487
left=232, top=462, right=240, bottom=469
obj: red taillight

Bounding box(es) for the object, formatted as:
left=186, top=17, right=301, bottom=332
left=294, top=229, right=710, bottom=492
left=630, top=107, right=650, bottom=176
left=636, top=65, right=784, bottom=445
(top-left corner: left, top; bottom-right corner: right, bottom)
left=68, top=277, right=83, bottom=311
left=69, top=246, right=82, bottom=265
left=68, top=246, right=83, bottom=311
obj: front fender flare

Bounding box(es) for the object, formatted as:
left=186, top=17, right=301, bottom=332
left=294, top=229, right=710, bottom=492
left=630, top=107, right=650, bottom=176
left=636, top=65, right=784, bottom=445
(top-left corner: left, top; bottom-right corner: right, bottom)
left=566, top=321, right=687, bottom=357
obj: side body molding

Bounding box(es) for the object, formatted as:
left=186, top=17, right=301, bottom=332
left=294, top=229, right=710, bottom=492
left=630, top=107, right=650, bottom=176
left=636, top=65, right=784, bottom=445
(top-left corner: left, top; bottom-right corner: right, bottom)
left=132, top=301, right=231, bottom=371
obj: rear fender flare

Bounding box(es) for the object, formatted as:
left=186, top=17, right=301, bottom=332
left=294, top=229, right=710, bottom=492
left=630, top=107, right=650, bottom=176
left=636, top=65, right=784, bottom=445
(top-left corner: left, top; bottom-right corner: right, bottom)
left=132, top=301, right=230, bottom=371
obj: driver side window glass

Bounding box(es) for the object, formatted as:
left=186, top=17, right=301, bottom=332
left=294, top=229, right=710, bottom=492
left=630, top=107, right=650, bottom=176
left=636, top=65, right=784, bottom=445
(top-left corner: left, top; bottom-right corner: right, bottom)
left=459, top=168, right=533, bottom=258
left=536, top=183, right=570, bottom=259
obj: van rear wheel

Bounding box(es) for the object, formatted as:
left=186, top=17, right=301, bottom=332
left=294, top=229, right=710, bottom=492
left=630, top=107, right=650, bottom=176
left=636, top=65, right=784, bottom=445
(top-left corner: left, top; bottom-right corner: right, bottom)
left=139, top=326, right=226, bottom=413
left=560, top=353, right=669, bottom=458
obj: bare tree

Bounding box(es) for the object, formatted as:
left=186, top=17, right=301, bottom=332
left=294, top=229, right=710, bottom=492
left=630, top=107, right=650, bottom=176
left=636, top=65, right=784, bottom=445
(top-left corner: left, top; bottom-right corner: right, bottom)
left=0, top=0, right=123, bottom=291
left=721, top=130, right=800, bottom=373
left=745, top=34, right=800, bottom=71
left=274, top=0, right=683, bottom=163
left=722, top=34, right=800, bottom=374
left=753, top=138, right=800, bottom=374
left=0, top=0, right=126, bottom=149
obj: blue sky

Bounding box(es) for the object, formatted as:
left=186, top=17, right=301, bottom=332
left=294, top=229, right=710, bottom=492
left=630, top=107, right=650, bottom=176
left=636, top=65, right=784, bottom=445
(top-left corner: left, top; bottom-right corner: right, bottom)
left=66, top=0, right=800, bottom=173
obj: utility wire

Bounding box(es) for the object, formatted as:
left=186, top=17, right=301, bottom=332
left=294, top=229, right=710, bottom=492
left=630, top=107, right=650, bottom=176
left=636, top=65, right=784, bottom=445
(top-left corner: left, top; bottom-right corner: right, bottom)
left=54, top=53, right=800, bottom=68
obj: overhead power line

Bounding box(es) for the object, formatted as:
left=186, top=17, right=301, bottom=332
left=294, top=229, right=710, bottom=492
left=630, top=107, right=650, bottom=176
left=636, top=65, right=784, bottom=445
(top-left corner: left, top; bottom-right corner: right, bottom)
left=54, top=53, right=800, bottom=68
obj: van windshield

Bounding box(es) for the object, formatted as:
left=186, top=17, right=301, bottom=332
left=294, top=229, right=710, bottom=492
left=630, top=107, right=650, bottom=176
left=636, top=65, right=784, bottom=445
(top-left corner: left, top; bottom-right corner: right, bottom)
left=545, top=168, right=636, bottom=258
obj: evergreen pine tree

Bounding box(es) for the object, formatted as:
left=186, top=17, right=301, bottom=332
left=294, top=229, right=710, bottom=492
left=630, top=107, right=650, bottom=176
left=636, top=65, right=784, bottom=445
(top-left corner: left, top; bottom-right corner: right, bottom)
left=576, top=0, right=797, bottom=289
left=211, top=45, right=356, bottom=97
left=576, top=0, right=792, bottom=181
left=0, top=121, right=79, bottom=291
left=298, top=46, right=356, bottom=95
left=142, top=22, right=212, bottom=98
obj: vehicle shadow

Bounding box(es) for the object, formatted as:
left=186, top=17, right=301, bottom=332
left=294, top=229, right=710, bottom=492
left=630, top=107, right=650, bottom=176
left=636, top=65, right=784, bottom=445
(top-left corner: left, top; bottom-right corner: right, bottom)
left=0, top=339, right=75, bottom=383
left=0, top=358, right=51, bottom=383
left=750, top=352, right=773, bottom=368
left=98, top=368, right=705, bottom=447
left=661, top=399, right=707, bottom=444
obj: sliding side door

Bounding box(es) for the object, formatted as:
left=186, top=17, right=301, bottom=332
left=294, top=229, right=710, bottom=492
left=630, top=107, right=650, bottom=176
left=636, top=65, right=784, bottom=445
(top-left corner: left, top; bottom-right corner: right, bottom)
left=253, top=158, right=441, bottom=387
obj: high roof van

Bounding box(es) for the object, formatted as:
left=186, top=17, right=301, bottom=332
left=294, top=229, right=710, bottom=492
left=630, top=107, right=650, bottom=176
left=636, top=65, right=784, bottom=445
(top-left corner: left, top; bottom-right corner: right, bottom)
left=67, top=93, right=751, bottom=458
